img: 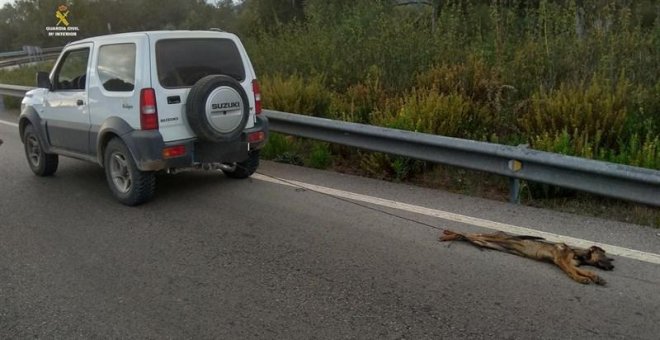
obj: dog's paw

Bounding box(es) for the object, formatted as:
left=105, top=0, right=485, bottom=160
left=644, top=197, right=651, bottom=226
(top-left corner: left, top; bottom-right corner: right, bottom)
left=574, top=276, right=592, bottom=284
left=592, top=276, right=607, bottom=286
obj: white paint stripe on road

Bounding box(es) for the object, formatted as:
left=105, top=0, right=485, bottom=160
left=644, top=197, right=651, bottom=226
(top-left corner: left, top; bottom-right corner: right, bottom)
left=0, top=119, right=18, bottom=127
left=253, top=173, right=660, bottom=265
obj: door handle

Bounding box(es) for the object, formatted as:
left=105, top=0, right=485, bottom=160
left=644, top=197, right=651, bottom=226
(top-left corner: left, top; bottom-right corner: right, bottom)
left=77, top=99, right=84, bottom=106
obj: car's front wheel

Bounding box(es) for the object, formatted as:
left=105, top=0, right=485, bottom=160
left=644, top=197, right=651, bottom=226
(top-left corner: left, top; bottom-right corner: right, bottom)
left=22, top=124, right=58, bottom=176
left=104, top=138, right=155, bottom=206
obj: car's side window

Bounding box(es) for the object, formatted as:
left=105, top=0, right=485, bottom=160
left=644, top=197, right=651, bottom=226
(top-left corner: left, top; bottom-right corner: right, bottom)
left=97, top=43, right=136, bottom=92
left=54, top=48, right=90, bottom=91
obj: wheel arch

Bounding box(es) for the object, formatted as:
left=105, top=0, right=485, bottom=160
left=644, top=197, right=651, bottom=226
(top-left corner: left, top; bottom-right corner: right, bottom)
left=96, top=117, right=136, bottom=167
left=95, top=116, right=166, bottom=171
left=18, top=107, right=49, bottom=150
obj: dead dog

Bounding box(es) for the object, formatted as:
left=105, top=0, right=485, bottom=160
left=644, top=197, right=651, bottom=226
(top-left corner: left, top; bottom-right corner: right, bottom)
left=439, top=229, right=614, bottom=285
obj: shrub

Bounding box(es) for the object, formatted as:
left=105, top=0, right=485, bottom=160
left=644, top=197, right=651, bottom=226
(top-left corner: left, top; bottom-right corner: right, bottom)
left=305, top=142, right=332, bottom=169
left=372, top=88, right=492, bottom=140
left=261, top=133, right=299, bottom=161
left=259, top=73, right=332, bottom=117
left=358, top=152, right=423, bottom=182
left=520, top=75, right=630, bottom=156
left=329, top=65, right=388, bottom=124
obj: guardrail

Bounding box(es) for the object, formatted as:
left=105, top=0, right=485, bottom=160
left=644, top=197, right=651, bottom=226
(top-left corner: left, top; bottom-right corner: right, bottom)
left=0, top=53, right=60, bottom=68
left=1, top=84, right=658, bottom=206
left=265, top=110, right=660, bottom=206
left=0, top=46, right=63, bottom=59
left=0, top=84, right=33, bottom=97
left=0, top=46, right=62, bottom=67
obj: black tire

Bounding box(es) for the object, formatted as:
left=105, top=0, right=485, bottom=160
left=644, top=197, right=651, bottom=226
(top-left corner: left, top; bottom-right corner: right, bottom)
left=103, top=138, right=155, bottom=206
left=223, top=150, right=260, bottom=179
left=22, top=124, right=58, bottom=176
left=186, top=75, right=250, bottom=143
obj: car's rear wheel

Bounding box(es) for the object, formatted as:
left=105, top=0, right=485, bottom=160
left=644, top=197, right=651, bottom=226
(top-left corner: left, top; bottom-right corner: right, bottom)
left=104, top=138, right=155, bottom=206
left=222, top=150, right=260, bottom=179
left=22, top=124, right=58, bottom=176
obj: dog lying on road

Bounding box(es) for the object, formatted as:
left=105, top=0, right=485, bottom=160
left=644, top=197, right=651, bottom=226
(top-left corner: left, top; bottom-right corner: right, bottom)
left=439, top=229, right=614, bottom=285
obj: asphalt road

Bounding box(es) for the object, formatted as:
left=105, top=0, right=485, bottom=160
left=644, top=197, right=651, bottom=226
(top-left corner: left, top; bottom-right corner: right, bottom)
left=1, top=115, right=660, bottom=339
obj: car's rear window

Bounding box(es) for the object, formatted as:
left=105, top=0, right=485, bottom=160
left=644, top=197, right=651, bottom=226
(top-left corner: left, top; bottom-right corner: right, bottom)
left=156, top=38, right=245, bottom=88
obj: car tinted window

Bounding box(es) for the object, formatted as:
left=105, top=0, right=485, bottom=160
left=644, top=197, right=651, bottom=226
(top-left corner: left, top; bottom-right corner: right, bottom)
left=156, top=38, right=245, bottom=88
left=98, top=43, right=136, bottom=92
left=54, top=48, right=89, bottom=91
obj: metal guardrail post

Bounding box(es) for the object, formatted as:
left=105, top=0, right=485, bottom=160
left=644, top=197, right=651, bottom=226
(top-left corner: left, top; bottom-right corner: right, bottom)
left=509, top=178, right=521, bottom=204
left=507, top=145, right=529, bottom=204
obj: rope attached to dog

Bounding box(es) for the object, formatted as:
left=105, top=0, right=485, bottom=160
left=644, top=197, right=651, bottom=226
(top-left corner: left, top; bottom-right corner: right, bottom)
left=253, top=169, right=446, bottom=232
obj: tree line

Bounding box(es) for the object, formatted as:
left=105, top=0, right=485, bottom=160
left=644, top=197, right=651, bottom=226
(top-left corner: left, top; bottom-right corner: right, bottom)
left=2, top=0, right=657, bottom=51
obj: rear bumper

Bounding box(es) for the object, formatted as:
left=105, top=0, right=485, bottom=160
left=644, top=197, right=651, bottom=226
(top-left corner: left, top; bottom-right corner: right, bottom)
left=130, top=115, right=268, bottom=171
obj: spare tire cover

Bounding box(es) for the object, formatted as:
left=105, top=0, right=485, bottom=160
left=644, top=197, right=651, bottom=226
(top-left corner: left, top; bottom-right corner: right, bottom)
left=186, top=75, right=250, bottom=142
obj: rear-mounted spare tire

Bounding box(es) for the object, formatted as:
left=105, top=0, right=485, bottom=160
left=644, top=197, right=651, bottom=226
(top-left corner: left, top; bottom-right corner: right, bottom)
left=186, top=75, right=250, bottom=142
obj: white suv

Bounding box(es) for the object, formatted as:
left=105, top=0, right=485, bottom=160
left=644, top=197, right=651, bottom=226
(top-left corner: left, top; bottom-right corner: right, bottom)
left=19, top=30, right=268, bottom=205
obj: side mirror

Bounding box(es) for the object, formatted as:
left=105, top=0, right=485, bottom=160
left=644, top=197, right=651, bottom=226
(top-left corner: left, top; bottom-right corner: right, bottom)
left=36, top=71, right=51, bottom=89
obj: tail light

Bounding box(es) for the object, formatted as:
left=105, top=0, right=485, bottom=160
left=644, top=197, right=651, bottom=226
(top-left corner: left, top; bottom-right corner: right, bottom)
left=140, top=88, right=158, bottom=130
left=247, top=131, right=265, bottom=144
left=162, top=145, right=186, bottom=158
left=252, top=79, right=262, bottom=115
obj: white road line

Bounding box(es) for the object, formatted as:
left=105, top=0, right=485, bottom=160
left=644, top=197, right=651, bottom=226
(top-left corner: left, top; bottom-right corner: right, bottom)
left=0, top=119, right=18, bottom=127
left=253, top=173, right=660, bottom=265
